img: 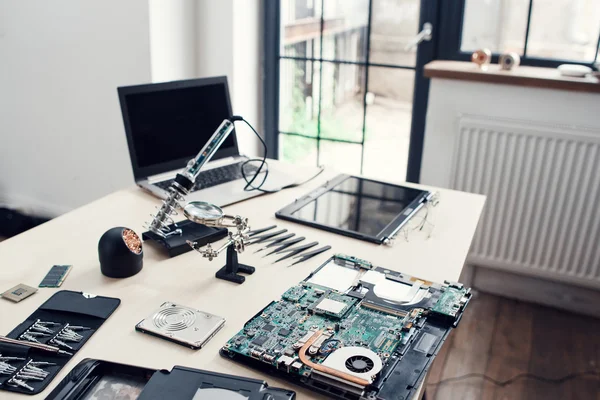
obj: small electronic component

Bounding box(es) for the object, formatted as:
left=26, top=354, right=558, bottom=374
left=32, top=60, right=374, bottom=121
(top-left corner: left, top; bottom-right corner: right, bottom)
left=315, top=298, right=347, bottom=317
left=2, top=284, right=38, bottom=303
left=251, top=336, right=268, bottom=347
left=39, top=265, right=72, bottom=288
left=282, top=286, right=306, bottom=302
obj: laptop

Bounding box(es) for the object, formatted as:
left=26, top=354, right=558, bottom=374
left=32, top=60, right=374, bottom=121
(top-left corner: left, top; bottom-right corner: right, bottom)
left=220, top=253, right=471, bottom=400
left=118, top=76, right=295, bottom=207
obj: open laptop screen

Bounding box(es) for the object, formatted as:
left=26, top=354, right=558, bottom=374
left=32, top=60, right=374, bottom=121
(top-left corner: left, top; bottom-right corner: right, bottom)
left=118, top=77, right=239, bottom=180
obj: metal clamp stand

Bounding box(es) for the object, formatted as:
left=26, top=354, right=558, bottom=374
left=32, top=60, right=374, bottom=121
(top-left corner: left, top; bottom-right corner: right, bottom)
left=185, top=201, right=255, bottom=284
left=216, top=245, right=255, bottom=284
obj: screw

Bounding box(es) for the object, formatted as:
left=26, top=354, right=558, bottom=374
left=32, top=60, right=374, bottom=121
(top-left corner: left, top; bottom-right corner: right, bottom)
left=50, top=339, right=73, bottom=350
left=23, top=331, right=50, bottom=337
left=36, top=320, right=62, bottom=326
left=9, top=378, right=35, bottom=391
left=20, top=334, right=41, bottom=343
left=29, top=361, right=56, bottom=367
left=67, top=325, right=91, bottom=331
left=16, top=373, right=45, bottom=381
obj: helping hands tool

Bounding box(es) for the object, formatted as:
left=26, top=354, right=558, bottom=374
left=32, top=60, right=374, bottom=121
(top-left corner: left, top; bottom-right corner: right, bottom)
left=262, top=237, right=306, bottom=257
left=285, top=245, right=332, bottom=267
left=272, top=241, right=318, bottom=264
left=247, top=229, right=288, bottom=245
left=248, top=225, right=277, bottom=237
left=253, top=233, right=295, bottom=253
left=185, top=201, right=255, bottom=284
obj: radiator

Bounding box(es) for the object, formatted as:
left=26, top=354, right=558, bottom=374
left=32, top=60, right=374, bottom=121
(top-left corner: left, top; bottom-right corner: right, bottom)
left=451, top=115, right=600, bottom=289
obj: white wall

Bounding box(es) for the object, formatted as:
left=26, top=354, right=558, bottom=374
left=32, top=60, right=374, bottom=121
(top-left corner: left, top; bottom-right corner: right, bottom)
left=1, top=0, right=263, bottom=217
left=231, top=0, right=263, bottom=156
left=149, top=0, right=197, bottom=82
left=0, top=0, right=152, bottom=216
left=195, top=0, right=262, bottom=157
left=150, top=0, right=262, bottom=157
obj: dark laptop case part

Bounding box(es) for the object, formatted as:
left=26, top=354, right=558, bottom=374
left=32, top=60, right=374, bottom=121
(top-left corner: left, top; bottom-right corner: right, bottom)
left=46, top=359, right=296, bottom=400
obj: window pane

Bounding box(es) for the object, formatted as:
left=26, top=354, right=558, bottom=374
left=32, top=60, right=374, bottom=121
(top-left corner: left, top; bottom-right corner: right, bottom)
left=461, top=0, right=529, bottom=54
left=280, top=0, right=322, bottom=56
left=320, top=62, right=366, bottom=142
left=370, top=0, right=420, bottom=67
left=322, top=0, right=369, bottom=62
left=319, top=140, right=362, bottom=175
left=363, top=67, right=414, bottom=182
left=279, top=134, right=318, bottom=166
left=528, top=0, right=600, bottom=62
left=279, top=59, right=320, bottom=137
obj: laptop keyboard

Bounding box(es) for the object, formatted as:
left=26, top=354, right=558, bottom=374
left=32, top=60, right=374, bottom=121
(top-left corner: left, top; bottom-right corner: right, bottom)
left=153, top=162, right=259, bottom=192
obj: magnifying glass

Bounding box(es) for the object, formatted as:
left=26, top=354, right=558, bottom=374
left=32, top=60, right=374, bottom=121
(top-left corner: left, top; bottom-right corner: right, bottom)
left=183, top=201, right=225, bottom=225
left=183, top=201, right=224, bottom=226
left=184, top=201, right=245, bottom=229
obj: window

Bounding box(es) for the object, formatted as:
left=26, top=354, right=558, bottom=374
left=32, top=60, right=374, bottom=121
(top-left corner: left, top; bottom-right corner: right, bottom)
left=461, top=0, right=600, bottom=64
left=276, top=0, right=421, bottom=181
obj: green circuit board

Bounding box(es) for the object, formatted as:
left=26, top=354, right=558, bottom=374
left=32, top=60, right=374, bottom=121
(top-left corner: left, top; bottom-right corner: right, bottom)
left=221, top=254, right=471, bottom=392
left=431, top=286, right=467, bottom=319
left=224, top=283, right=406, bottom=376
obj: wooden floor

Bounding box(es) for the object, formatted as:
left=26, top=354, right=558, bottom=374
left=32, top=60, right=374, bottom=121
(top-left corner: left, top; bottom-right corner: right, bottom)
left=425, top=292, right=600, bottom=400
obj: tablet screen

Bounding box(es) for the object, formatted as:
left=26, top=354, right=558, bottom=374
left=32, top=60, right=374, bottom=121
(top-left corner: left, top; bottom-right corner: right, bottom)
left=290, top=176, right=426, bottom=238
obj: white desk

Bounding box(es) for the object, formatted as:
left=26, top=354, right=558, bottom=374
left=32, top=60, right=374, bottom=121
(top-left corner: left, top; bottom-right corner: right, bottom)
left=0, top=168, right=485, bottom=398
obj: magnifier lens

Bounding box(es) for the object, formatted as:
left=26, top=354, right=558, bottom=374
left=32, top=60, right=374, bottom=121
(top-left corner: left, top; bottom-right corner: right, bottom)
left=184, top=201, right=224, bottom=223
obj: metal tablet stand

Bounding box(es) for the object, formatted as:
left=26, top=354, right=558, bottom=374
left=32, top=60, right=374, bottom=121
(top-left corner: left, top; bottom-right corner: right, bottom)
left=185, top=202, right=255, bottom=284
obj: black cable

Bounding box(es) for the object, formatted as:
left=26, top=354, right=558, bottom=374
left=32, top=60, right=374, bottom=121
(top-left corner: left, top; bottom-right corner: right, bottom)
left=230, top=116, right=269, bottom=192
left=426, top=370, right=600, bottom=388
left=230, top=116, right=325, bottom=194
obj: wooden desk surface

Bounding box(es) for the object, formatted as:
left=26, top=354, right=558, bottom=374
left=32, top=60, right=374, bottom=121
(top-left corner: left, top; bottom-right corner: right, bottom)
left=0, top=167, right=485, bottom=398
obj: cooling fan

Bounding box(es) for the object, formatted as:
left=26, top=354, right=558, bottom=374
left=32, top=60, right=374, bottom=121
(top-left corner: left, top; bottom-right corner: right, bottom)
left=136, top=302, right=225, bottom=349
left=320, top=347, right=383, bottom=384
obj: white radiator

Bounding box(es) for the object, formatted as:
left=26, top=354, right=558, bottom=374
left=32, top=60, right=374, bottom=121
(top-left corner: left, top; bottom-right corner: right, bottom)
left=451, top=116, right=600, bottom=289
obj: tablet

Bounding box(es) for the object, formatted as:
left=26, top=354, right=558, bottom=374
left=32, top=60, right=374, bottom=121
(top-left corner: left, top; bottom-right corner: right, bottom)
left=275, top=174, right=432, bottom=244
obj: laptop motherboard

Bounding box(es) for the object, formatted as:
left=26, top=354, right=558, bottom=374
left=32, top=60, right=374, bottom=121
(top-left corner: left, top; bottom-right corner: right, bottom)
left=221, top=254, right=471, bottom=400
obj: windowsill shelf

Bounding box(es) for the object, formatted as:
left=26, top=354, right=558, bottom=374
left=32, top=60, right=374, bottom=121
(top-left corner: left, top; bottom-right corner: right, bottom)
left=424, top=61, right=600, bottom=94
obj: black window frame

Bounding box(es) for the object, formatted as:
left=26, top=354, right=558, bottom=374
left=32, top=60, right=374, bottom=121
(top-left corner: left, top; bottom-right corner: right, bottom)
left=263, top=0, right=430, bottom=180
left=438, top=0, right=600, bottom=68
left=263, top=0, right=600, bottom=182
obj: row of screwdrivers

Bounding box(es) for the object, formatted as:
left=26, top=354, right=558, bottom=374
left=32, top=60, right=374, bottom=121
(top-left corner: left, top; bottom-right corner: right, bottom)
left=246, top=225, right=331, bottom=267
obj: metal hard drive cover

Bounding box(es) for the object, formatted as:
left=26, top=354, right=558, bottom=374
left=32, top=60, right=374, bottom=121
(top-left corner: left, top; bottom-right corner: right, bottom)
left=135, top=302, right=225, bottom=349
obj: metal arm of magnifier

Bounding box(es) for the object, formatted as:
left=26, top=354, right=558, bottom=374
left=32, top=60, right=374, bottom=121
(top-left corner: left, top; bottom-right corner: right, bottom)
left=184, top=201, right=250, bottom=261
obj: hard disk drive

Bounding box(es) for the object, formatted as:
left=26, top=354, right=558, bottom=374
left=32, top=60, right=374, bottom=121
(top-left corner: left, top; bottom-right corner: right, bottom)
left=135, top=302, right=225, bottom=349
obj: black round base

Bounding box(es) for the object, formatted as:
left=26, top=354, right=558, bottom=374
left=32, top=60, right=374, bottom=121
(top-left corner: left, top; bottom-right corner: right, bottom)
left=98, top=227, right=143, bottom=278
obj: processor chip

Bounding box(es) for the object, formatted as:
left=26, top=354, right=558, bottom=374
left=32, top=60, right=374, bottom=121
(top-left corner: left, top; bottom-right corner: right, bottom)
left=2, top=284, right=38, bottom=303
left=316, top=298, right=347, bottom=315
